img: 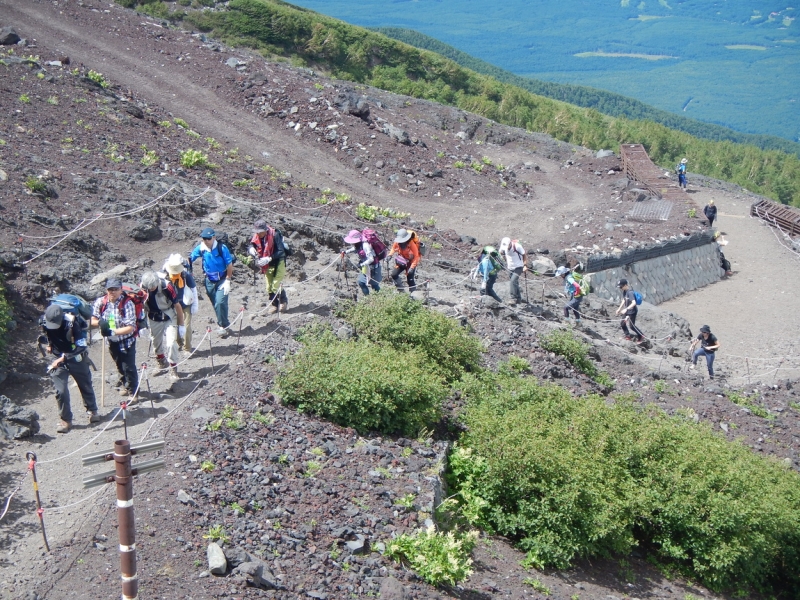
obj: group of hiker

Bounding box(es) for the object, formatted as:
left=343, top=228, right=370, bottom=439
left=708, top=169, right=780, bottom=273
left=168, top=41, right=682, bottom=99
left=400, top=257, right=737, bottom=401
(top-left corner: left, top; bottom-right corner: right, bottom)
left=39, top=216, right=725, bottom=434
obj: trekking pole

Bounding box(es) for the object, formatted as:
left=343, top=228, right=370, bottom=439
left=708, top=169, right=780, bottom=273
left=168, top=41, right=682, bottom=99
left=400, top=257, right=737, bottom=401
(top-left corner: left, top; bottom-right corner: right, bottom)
left=746, top=358, right=751, bottom=385
left=18, top=235, right=29, bottom=285
left=25, top=452, right=50, bottom=552
left=207, top=327, right=215, bottom=376
left=524, top=270, right=529, bottom=304
left=541, top=283, right=545, bottom=307
left=236, top=306, right=245, bottom=350
left=101, top=338, right=106, bottom=408
left=775, top=358, right=784, bottom=384
left=143, top=363, right=155, bottom=419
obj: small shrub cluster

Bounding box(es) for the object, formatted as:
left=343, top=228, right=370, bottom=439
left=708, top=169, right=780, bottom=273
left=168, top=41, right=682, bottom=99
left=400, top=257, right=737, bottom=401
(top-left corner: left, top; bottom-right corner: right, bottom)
left=540, top=328, right=613, bottom=387
left=180, top=149, right=216, bottom=169
left=386, top=525, right=478, bottom=586
left=450, top=373, right=800, bottom=594
left=0, top=276, right=12, bottom=364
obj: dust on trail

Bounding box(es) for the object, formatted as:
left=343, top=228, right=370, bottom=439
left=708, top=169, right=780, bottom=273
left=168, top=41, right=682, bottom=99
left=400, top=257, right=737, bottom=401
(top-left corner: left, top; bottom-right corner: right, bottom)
left=662, top=187, right=800, bottom=382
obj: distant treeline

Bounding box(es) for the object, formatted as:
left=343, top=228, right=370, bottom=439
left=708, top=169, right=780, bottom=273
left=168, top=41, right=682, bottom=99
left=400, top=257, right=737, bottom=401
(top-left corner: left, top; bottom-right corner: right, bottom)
left=182, top=0, right=800, bottom=207
left=374, top=27, right=800, bottom=159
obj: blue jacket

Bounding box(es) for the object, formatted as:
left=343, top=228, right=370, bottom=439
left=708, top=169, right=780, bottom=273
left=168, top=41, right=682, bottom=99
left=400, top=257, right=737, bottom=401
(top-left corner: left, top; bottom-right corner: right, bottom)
left=478, top=255, right=500, bottom=281
left=190, top=241, right=232, bottom=281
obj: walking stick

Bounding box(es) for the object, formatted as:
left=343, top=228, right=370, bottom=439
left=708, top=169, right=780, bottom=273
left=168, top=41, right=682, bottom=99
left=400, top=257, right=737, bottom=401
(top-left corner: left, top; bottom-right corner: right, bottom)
left=25, top=453, right=50, bottom=552
left=524, top=270, right=529, bottom=304
left=101, top=338, right=106, bottom=408
left=236, top=306, right=245, bottom=350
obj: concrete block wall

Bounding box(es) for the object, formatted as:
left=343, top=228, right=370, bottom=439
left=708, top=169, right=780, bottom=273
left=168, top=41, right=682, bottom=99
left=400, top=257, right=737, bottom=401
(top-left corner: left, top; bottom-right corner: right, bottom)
left=587, top=242, right=723, bottom=305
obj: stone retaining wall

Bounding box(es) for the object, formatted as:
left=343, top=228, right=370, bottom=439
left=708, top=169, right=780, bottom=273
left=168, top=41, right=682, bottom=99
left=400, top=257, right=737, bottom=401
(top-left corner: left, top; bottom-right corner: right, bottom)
left=587, top=241, right=723, bottom=305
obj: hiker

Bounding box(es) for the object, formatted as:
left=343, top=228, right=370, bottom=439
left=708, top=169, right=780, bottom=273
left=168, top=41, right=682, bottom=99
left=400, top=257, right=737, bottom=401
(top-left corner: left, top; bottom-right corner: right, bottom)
left=499, top=237, right=527, bottom=304
left=387, top=228, right=420, bottom=293
left=704, top=199, right=717, bottom=228
left=714, top=232, right=733, bottom=276
left=614, top=278, right=644, bottom=342
left=477, top=246, right=503, bottom=303
left=556, top=266, right=582, bottom=321
left=189, top=227, right=233, bottom=336
left=677, top=158, right=688, bottom=189
left=40, top=305, right=99, bottom=433
left=91, top=277, right=139, bottom=398
left=248, top=219, right=288, bottom=314
left=690, top=325, right=720, bottom=380
left=140, top=271, right=185, bottom=381
left=163, top=253, right=198, bottom=352
left=343, top=229, right=384, bottom=296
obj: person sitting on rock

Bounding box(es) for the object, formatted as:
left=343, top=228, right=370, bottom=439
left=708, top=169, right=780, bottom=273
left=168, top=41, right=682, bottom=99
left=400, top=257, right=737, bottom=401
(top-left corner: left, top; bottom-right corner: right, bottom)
left=614, top=278, right=644, bottom=343
left=140, top=270, right=185, bottom=381
left=162, top=253, right=198, bottom=352
left=477, top=246, right=503, bottom=304
left=387, top=229, right=420, bottom=293
left=40, top=305, right=99, bottom=433
left=92, top=278, right=139, bottom=398
left=689, top=325, right=720, bottom=380
left=343, top=229, right=383, bottom=296
left=248, top=219, right=288, bottom=314
left=499, top=237, right=527, bottom=304
left=556, top=266, right=582, bottom=322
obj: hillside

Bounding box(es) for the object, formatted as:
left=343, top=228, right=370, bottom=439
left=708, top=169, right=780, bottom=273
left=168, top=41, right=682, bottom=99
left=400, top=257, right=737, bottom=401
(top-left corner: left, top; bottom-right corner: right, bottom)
left=1, top=1, right=800, bottom=599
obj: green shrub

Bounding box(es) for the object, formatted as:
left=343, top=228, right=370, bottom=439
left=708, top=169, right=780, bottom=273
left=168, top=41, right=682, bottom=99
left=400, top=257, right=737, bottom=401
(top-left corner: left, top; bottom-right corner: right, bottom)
left=24, top=177, right=49, bottom=196
left=343, top=293, right=483, bottom=382
left=450, top=374, right=800, bottom=594
left=386, top=525, right=478, bottom=586
left=278, top=328, right=446, bottom=435
left=539, top=328, right=597, bottom=377
left=87, top=69, right=110, bottom=88
left=180, top=149, right=216, bottom=169
left=0, top=276, right=12, bottom=365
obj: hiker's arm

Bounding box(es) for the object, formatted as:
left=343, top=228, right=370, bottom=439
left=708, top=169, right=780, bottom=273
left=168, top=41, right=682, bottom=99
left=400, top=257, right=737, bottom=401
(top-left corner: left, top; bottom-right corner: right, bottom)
left=706, top=341, right=720, bottom=351
left=226, top=260, right=234, bottom=279
left=522, top=252, right=528, bottom=271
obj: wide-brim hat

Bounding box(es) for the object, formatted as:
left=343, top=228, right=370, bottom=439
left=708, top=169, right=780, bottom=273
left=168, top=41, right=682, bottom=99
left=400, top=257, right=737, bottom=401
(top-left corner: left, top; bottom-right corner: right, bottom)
left=44, top=305, right=64, bottom=330
left=394, top=229, right=412, bottom=244
left=699, top=325, right=711, bottom=333
left=343, top=229, right=362, bottom=244
left=555, top=266, right=570, bottom=277
left=165, top=253, right=185, bottom=275
left=681, top=158, right=688, bottom=164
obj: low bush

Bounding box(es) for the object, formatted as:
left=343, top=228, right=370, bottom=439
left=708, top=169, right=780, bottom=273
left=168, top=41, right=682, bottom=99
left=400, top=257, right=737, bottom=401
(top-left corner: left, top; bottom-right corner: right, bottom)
left=0, top=276, right=12, bottom=364
left=277, top=327, right=446, bottom=435
left=343, top=293, right=483, bottom=382
left=386, top=525, right=478, bottom=586
left=450, top=374, right=800, bottom=594
left=539, top=328, right=596, bottom=377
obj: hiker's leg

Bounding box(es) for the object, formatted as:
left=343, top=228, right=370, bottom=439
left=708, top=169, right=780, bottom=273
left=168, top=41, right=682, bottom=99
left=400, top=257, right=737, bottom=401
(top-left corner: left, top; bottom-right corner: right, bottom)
left=692, top=348, right=704, bottom=365
left=706, top=351, right=715, bottom=377
left=621, top=317, right=631, bottom=336
left=119, top=341, right=139, bottom=393
left=487, top=274, right=502, bottom=303
left=108, top=340, right=125, bottom=378
left=182, top=309, right=193, bottom=350
left=369, top=263, right=381, bottom=293
left=68, top=358, right=98, bottom=413
left=572, top=296, right=583, bottom=319
left=510, top=267, right=522, bottom=301
left=357, top=272, right=370, bottom=296
left=214, top=283, right=230, bottom=328
left=390, top=266, right=405, bottom=291
left=165, top=323, right=180, bottom=365
left=204, top=278, right=217, bottom=306
left=150, top=319, right=167, bottom=358
left=51, top=365, right=73, bottom=423
left=628, top=314, right=644, bottom=338
left=407, top=268, right=417, bottom=293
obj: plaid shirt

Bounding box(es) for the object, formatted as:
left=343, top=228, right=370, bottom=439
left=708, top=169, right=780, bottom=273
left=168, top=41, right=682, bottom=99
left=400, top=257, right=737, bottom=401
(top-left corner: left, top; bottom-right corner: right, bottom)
left=93, top=294, right=136, bottom=349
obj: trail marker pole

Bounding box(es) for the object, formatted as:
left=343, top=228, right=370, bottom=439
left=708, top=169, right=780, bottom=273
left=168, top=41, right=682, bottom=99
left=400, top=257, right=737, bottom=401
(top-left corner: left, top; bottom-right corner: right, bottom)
left=25, top=452, right=50, bottom=552
left=236, top=306, right=245, bottom=350
left=101, top=338, right=106, bottom=408
left=746, top=358, right=751, bottom=386
left=207, top=327, right=216, bottom=376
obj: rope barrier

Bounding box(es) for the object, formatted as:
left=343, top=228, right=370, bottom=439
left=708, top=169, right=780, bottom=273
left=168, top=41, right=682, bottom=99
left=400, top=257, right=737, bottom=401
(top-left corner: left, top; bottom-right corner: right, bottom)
left=44, top=484, right=112, bottom=512
left=0, top=472, right=29, bottom=523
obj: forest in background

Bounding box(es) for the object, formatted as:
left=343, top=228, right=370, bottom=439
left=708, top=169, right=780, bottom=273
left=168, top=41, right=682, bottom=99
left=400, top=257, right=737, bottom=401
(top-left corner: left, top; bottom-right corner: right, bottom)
left=375, top=27, right=800, bottom=158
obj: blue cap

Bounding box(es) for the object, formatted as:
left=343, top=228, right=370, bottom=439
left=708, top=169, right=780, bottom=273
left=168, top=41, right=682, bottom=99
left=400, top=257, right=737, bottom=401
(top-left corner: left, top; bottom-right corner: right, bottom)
left=200, top=227, right=216, bottom=239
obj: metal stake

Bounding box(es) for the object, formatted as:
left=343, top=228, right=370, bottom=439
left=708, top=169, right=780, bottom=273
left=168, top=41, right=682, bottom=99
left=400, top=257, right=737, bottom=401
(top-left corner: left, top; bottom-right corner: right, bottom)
left=541, top=283, right=545, bottom=307
left=775, top=358, right=784, bottom=384
left=524, top=270, right=529, bottom=304
left=113, top=440, right=138, bottom=600
left=236, top=306, right=245, bottom=350
left=143, top=364, right=155, bottom=419
left=746, top=358, right=751, bottom=385
left=19, top=235, right=29, bottom=285
left=120, top=403, right=129, bottom=440
left=101, top=338, right=106, bottom=408
left=207, top=327, right=216, bottom=376
left=25, top=452, right=50, bottom=552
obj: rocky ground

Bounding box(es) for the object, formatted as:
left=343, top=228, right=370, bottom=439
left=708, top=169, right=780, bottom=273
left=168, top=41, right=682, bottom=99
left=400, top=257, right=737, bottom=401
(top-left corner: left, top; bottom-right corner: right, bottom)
left=1, top=1, right=800, bottom=599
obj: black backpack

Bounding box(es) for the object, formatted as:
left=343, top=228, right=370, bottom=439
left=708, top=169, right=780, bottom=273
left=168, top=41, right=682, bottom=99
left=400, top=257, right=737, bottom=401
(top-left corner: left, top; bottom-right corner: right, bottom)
left=215, top=232, right=238, bottom=265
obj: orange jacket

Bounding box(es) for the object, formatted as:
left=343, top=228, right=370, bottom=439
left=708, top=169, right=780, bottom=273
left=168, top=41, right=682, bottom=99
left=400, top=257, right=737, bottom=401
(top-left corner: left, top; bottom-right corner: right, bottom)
left=388, top=239, right=420, bottom=269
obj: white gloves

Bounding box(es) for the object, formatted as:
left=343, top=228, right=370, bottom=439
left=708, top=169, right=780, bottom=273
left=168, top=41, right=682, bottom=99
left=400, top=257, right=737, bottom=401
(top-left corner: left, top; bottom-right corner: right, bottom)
left=178, top=325, right=186, bottom=338
left=480, top=280, right=487, bottom=290
left=191, top=296, right=199, bottom=315
left=220, top=280, right=231, bottom=296
left=257, top=256, right=270, bottom=267
left=248, top=246, right=258, bottom=258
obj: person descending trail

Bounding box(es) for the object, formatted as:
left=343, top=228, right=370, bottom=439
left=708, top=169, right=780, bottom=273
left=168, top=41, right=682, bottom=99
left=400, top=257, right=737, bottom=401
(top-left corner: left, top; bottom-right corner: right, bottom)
left=189, top=227, right=234, bottom=337
left=677, top=157, right=688, bottom=189
left=556, top=266, right=583, bottom=322
left=690, top=324, right=720, bottom=380
left=387, top=229, right=420, bottom=293
left=163, top=253, right=198, bottom=352
left=248, top=219, right=288, bottom=314
left=343, top=229, right=385, bottom=297
left=91, top=278, right=139, bottom=398
left=499, top=237, right=527, bottom=305
left=140, top=270, right=185, bottom=381
left=615, top=278, right=645, bottom=343
left=40, top=304, right=99, bottom=433
left=477, top=246, right=503, bottom=304
left=704, top=199, right=717, bottom=228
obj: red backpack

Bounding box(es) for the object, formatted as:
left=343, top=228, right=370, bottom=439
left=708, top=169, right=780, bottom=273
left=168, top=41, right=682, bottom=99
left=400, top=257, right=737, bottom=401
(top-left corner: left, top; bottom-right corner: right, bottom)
left=99, top=283, right=149, bottom=336
left=361, top=229, right=387, bottom=261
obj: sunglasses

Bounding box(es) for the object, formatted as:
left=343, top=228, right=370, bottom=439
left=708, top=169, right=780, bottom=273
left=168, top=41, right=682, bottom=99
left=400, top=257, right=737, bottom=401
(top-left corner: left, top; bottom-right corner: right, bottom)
left=202, top=237, right=213, bottom=240
left=106, top=287, right=121, bottom=292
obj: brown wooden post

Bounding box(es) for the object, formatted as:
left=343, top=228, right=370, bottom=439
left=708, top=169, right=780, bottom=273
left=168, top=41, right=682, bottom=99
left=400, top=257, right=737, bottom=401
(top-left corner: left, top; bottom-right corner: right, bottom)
left=113, top=439, right=138, bottom=600
left=25, top=452, right=50, bottom=552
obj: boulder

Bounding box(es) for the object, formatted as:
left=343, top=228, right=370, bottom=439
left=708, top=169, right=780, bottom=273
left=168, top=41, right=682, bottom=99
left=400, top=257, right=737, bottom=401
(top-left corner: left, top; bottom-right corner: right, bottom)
left=233, top=560, right=279, bottom=590
left=334, top=92, right=370, bottom=121
left=0, top=27, right=20, bottom=46
left=90, top=265, right=129, bottom=288
left=223, top=545, right=251, bottom=569
left=379, top=576, right=410, bottom=599
left=207, top=543, right=227, bottom=575
left=529, top=256, right=557, bottom=275
left=0, top=395, right=40, bottom=440
left=382, top=124, right=411, bottom=145
left=129, top=220, right=161, bottom=241
left=595, top=149, right=615, bottom=159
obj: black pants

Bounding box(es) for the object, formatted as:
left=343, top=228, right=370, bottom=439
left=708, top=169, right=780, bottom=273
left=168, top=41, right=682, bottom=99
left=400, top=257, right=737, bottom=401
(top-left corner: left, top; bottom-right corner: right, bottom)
left=707, top=216, right=715, bottom=228
left=108, top=339, right=139, bottom=394
left=621, top=312, right=644, bottom=339
left=390, top=265, right=416, bottom=293
left=51, top=355, right=97, bottom=422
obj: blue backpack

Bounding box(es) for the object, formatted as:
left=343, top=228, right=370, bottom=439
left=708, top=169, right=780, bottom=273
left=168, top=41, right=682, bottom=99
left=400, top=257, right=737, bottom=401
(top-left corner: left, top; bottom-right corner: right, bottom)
left=633, top=290, right=643, bottom=305
left=50, top=293, right=93, bottom=320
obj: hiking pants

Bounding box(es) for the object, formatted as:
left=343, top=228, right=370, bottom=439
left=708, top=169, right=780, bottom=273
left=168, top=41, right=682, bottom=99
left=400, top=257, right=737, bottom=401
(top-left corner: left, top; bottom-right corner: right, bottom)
left=179, top=308, right=193, bottom=351
left=509, top=267, right=523, bottom=302
left=358, top=263, right=382, bottom=296
left=150, top=319, right=180, bottom=365
left=621, top=312, right=644, bottom=339
left=481, top=274, right=502, bottom=303
left=693, top=348, right=716, bottom=377
left=390, top=264, right=417, bottom=293
left=51, top=354, right=97, bottom=422
left=564, top=296, right=583, bottom=319
left=205, top=278, right=230, bottom=328
left=108, top=339, right=139, bottom=395
left=707, top=215, right=715, bottom=228
left=678, top=173, right=687, bottom=188
left=264, top=260, right=287, bottom=306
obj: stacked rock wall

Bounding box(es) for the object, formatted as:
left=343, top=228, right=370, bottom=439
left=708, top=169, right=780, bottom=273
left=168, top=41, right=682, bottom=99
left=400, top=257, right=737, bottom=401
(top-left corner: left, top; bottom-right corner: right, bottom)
left=587, top=241, right=723, bottom=305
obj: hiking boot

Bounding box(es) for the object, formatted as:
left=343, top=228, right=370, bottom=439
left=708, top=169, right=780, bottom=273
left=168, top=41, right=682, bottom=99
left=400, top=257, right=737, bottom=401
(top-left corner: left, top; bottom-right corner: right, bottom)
left=119, top=388, right=131, bottom=397
left=168, top=367, right=180, bottom=381
left=216, top=327, right=229, bottom=337
left=623, top=335, right=632, bottom=341
left=267, top=305, right=278, bottom=315
left=279, top=302, right=288, bottom=312
left=689, top=364, right=696, bottom=370
left=88, top=411, right=100, bottom=423
left=636, top=336, right=645, bottom=344
left=114, top=377, right=125, bottom=389
left=156, top=356, right=169, bottom=370
left=56, top=420, right=71, bottom=433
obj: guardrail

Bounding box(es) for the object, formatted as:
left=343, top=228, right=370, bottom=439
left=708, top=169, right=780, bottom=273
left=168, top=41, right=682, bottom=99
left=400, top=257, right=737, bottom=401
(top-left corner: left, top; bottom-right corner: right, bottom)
left=751, top=199, right=800, bottom=237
